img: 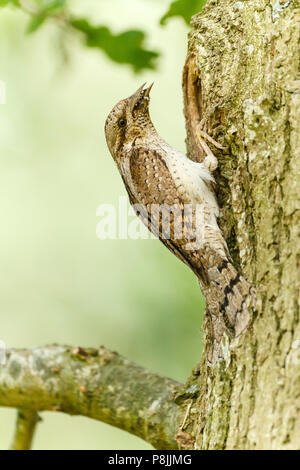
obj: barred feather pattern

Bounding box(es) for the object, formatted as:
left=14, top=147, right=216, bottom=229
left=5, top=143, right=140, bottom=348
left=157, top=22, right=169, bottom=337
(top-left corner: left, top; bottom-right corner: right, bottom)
left=123, top=146, right=255, bottom=361
left=105, top=84, right=255, bottom=363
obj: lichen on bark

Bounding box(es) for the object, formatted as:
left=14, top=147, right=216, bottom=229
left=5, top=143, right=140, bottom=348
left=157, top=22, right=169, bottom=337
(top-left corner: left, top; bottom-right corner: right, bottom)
left=179, top=0, right=300, bottom=449
left=0, top=345, right=180, bottom=450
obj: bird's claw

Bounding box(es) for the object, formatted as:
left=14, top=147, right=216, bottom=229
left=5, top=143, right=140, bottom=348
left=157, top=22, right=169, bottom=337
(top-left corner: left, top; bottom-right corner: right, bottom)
left=196, top=121, right=224, bottom=172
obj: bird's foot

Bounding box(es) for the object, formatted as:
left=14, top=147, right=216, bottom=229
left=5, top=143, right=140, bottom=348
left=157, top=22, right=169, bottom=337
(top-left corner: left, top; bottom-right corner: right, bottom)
left=197, top=120, right=224, bottom=172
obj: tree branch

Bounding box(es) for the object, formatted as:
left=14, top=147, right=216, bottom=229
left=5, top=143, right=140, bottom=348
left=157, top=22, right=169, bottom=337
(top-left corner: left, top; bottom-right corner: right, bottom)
left=0, top=345, right=180, bottom=450
left=11, top=409, right=40, bottom=450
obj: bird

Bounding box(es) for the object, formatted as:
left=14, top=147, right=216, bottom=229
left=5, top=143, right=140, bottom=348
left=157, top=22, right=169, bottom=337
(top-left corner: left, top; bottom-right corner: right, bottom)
left=105, top=83, right=254, bottom=362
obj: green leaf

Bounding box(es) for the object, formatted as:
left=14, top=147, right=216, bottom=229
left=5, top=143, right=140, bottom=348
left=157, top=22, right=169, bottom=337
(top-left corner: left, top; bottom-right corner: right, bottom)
left=26, top=15, right=46, bottom=34
left=29, top=0, right=65, bottom=10
left=160, top=0, right=207, bottom=26
left=25, top=1, right=66, bottom=34
left=43, top=0, right=65, bottom=13
left=71, top=19, right=159, bottom=72
left=0, top=0, right=19, bottom=7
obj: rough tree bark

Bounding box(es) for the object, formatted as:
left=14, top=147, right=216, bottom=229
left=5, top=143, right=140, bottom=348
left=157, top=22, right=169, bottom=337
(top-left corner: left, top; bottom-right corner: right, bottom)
left=0, top=346, right=180, bottom=450
left=178, top=0, right=300, bottom=450
left=1, top=0, right=299, bottom=450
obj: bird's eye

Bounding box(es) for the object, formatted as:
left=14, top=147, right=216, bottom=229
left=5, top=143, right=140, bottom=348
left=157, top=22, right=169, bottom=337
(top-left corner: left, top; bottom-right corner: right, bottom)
left=118, top=118, right=127, bottom=127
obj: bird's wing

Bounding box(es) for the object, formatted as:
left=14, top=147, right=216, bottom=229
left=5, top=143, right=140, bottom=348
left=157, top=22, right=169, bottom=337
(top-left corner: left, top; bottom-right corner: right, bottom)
left=124, top=146, right=209, bottom=282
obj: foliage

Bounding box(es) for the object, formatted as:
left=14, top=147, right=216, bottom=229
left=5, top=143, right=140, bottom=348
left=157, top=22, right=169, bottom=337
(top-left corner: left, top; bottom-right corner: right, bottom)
left=70, top=19, right=158, bottom=72
left=160, top=0, right=207, bottom=26
left=0, top=0, right=206, bottom=72
left=0, top=0, right=19, bottom=6
left=26, top=0, right=65, bottom=33
left=0, top=0, right=158, bottom=72
left=0, top=0, right=207, bottom=71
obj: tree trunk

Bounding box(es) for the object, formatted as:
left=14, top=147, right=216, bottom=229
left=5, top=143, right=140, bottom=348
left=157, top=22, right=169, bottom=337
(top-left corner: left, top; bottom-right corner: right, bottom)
left=177, top=0, right=300, bottom=450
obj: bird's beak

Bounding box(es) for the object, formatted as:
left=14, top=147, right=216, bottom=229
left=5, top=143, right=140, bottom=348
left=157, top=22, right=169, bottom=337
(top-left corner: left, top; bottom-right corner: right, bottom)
left=129, top=82, right=154, bottom=114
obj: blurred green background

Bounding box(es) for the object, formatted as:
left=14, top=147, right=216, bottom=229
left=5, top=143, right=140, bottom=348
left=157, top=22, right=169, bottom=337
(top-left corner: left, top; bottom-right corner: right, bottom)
left=0, top=0, right=205, bottom=449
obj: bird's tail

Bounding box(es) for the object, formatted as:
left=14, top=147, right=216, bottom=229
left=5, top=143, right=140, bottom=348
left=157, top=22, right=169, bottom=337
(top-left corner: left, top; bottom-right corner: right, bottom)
left=215, top=259, right=254, bottom=336
left=200, top=253, right=255, bottom=339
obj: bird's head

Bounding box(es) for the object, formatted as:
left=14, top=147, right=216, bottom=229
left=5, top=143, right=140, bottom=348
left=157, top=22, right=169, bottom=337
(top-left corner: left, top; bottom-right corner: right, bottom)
left=105, top=83, right=154, bottom=161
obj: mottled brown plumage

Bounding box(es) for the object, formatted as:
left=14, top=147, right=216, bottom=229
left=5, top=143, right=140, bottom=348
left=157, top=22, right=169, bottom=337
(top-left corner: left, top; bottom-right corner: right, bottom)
left=105, top=84, right=254, bottom=363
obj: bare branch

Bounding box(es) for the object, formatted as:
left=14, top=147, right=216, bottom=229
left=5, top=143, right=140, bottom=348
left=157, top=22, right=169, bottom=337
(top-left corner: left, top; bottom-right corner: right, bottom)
left=11, top=409, right=40, bottom=450
left=0, top=345, right=180, bottom=449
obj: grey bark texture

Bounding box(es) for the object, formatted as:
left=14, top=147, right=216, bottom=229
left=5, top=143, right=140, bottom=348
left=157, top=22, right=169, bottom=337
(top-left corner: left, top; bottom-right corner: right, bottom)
left=178, top=0, right=300, bottom=450
left=0, top=346, right=180, bottom=449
